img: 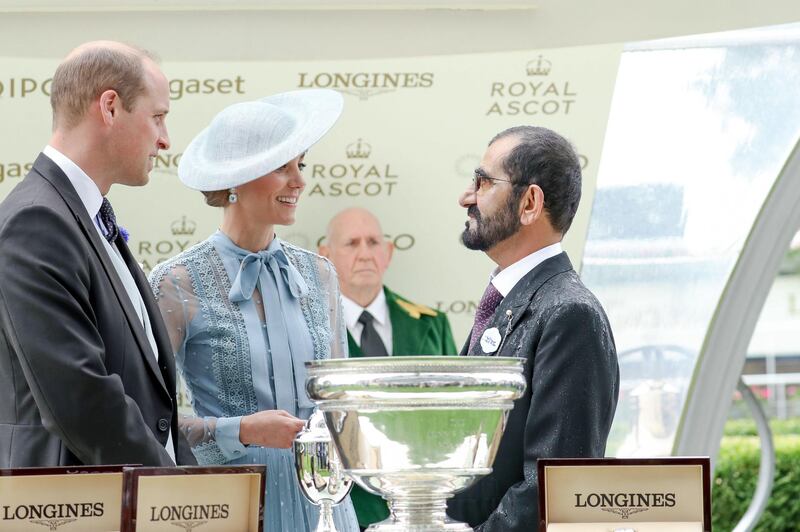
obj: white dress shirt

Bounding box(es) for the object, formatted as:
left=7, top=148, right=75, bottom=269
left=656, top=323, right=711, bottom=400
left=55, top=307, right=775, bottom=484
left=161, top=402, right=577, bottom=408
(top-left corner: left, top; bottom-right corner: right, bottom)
left=490, top=242, right=563, bottom=297
left=342, top=289, right=393, bottom=355
left=42, top=145, right=175, bottom=463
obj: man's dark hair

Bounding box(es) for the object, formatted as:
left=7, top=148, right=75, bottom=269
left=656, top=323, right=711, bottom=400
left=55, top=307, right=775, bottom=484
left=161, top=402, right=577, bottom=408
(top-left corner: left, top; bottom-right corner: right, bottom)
left=490, top=125, right=582, bottom=234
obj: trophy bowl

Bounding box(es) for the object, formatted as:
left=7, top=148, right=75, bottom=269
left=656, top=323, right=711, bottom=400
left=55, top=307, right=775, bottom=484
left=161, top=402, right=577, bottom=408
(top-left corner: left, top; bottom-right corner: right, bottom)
left=295, top=410, right=354, bottom=532
left=305, top=356, right=526, bottom=532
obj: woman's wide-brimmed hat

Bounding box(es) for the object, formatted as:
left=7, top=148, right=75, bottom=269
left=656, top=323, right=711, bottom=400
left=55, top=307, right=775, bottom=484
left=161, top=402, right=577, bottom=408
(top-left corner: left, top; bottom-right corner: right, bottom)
left=178, top=89, right=344, bottom=191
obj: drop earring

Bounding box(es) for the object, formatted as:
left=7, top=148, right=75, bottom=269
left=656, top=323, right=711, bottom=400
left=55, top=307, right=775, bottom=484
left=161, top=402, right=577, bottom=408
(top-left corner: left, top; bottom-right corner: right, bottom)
left=228, top=188, right=238, bottom=204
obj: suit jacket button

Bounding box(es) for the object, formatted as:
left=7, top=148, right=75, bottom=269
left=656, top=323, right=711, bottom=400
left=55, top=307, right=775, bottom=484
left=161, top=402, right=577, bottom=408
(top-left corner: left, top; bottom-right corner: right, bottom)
left=158, top=418, right=169, bottom=432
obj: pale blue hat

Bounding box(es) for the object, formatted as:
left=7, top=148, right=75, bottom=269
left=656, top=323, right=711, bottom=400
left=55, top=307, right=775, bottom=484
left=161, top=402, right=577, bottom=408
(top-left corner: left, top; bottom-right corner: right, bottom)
left=178, top=89, right=344, bottom=191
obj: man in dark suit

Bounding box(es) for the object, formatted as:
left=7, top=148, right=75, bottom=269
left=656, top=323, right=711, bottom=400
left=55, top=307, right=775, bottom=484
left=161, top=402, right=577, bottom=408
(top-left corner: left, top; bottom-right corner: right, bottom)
left=0, top=41, right=194, bottom=467
left=446, top=126, right=620, bottom=531
left=320, top=206, right=457, bottom=528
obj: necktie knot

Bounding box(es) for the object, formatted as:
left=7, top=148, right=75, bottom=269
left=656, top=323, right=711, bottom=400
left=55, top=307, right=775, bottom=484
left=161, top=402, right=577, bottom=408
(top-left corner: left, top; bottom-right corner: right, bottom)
left=98, top=197, right=119, bottom=243
left=358, top=310, right=375, bottom=326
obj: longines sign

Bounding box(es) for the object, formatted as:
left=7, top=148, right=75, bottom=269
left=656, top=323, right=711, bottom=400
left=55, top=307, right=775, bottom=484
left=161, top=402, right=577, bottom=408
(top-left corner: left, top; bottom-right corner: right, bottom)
left=297, top=71, right=434, bottom=100
left=538, top=458, right=711, bottom=532
left=122, top=465, right=265, bottom=532
left=0, top=466, right=124, bottom=531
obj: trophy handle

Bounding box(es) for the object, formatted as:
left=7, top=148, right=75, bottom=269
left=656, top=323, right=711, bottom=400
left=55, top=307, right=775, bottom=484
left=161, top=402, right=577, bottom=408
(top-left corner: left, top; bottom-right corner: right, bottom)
left=315, top=499, right=337, bottom=532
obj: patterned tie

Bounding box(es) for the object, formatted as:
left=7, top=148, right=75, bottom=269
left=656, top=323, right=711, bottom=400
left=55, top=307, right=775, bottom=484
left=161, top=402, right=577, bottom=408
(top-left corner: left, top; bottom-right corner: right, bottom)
left=98, top=197, right=119, bottom=243
left=468, top=283, right=504, bottom=353
left=358, top=311, right=388, bottom=357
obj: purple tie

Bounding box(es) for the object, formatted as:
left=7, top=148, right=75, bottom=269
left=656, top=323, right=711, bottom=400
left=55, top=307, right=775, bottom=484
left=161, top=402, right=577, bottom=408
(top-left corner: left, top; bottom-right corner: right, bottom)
left=468, top=283, right=504, bottom=353
left=98, top=197, right=119, bottom=243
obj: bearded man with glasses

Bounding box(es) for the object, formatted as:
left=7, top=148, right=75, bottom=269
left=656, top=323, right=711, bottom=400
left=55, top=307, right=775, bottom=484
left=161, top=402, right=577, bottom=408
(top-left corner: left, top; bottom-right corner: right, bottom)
left=446, top=126, right=620, bottom=531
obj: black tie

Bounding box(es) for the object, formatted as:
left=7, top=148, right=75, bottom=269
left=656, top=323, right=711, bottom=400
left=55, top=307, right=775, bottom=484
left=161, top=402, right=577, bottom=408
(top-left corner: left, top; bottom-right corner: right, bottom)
left=358, top=311, right=388, bottom=357
left=98, top=197, right=119, bottom=243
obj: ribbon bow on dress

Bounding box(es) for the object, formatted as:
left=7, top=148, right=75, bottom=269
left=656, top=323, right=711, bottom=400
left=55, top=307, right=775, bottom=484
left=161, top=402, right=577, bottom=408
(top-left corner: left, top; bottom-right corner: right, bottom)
left=227, top=244, right=311, bottom=413
left=229, top=247, right=308, bottom=303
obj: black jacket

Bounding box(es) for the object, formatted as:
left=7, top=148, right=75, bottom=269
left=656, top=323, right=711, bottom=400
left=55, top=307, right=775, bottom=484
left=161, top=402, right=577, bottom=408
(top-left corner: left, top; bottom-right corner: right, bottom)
left=447, top=252, right=619, bottom=531
left=0, top=154, right=195, bottom=467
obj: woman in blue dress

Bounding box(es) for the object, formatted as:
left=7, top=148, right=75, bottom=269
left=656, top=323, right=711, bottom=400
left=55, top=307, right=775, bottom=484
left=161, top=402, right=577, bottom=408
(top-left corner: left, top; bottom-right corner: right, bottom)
left=149, top=89, right=358, bottom=532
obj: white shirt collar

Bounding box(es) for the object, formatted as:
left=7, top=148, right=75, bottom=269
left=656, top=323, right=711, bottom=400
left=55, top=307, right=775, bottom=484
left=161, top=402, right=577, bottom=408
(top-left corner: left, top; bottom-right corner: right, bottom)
left=342, top=289, right=389, bottom=329
left=43, top=145, right=104, bottom=219
left=490, top=242, right=563, bottom=297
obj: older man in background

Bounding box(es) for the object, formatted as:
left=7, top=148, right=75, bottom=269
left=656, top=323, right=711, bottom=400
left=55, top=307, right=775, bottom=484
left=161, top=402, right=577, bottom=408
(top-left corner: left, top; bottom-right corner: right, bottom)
left=320, top=206, right=457, bottom=528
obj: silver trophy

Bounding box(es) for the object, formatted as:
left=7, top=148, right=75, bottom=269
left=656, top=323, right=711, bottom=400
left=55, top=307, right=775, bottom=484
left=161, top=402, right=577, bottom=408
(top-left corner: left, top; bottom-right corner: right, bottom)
left=305, top=356, right=526, bottom=532
left=295, top=409, right=354, bottom=532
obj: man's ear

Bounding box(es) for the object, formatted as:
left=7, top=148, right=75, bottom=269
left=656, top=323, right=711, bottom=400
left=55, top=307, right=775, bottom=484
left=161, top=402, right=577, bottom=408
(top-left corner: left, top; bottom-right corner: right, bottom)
left=384, top=240, right=395, bottom=265
left=519, top=184, right=545, bottom=226
left=98, top=89, right=119, bottom=125
left=318, top=243, right=330, bottom=259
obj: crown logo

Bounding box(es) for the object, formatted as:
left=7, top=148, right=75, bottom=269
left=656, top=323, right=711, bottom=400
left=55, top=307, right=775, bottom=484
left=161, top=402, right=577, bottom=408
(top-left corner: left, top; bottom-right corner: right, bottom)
left=171, top=216, right=197, bottom=236
left=346, top=138, right=372, bottom=159
left=526, top=55, right=552, bottom=76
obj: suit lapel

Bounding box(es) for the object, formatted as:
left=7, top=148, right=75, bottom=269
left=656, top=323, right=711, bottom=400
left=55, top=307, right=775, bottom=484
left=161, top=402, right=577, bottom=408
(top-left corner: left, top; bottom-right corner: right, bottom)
left=467, top=252, right=574, bottom=356
left=346, top=331, right=363, bottom=357
left=116, top=238, right=172, bottom=393
left=33, top=155, right=169, bottom=394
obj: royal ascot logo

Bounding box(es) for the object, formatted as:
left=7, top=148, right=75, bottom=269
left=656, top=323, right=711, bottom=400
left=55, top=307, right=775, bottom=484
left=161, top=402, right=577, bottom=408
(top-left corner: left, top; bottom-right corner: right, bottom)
left=0, top=77, right=53, bottom=98
left=573, top=492, right=676, bottom=519
left=346, top=138, right=371, bottom=159
left=297, top=72, right=434, bottom=100
left=526, top=55, right=552, bottom=76
left=2, top=502, right=104, bottom=530
left=485, top=55, right=577, bottom=116
left=171, top=215, right=197, bottom=236
left=0, top=160, right=33, bottom=184
left=149, top=503, right=230, bottom=530
left=136, top=216, right=202, bottom=273
left=308, top=139, right=399, bottom=198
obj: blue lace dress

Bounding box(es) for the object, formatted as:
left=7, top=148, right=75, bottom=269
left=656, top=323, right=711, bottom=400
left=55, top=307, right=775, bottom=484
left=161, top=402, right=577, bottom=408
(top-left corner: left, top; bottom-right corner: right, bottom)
left=149, top=231, right=358, bottom=532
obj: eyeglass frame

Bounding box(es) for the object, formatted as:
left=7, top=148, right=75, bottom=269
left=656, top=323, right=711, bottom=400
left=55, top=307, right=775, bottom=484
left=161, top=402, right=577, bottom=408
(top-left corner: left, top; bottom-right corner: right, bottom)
left=472, top=168, right=527, bottom=193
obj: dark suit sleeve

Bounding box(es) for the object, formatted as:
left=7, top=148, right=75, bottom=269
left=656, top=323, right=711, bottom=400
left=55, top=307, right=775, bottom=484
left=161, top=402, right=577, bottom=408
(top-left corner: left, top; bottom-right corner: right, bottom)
left=478, top=300, right=619, bottom=532
left=0, top=206, right=174, bottom=466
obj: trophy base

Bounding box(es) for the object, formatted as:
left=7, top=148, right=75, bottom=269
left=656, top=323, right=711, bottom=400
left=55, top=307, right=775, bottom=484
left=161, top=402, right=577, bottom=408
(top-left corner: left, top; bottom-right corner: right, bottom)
left=363, top=488, right=474, bottom=532
left=367, top=519, right=471, bottom=532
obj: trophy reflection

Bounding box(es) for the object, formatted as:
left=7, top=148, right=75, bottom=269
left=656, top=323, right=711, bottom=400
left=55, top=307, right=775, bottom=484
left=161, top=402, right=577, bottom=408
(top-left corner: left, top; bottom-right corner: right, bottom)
left=295, top=410, right=354, bottom=532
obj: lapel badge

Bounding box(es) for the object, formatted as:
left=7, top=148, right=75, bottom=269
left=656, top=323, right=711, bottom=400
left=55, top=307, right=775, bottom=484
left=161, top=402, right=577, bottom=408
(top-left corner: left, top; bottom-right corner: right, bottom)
left=480, top=327, right=502, bottom=354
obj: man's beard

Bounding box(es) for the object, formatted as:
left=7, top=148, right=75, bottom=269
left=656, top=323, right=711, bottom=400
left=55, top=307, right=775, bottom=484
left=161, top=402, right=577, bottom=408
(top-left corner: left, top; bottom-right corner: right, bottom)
left=460, top=195, right=521, bottom=251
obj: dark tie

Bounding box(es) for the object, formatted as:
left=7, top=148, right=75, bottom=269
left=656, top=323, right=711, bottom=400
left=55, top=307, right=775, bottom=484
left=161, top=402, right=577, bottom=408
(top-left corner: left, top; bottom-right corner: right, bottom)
left=358, top=310, right=388, bottom=357
left=98, top=197, right=119, bottom=243
left=468, top=283, right=504, bottom=353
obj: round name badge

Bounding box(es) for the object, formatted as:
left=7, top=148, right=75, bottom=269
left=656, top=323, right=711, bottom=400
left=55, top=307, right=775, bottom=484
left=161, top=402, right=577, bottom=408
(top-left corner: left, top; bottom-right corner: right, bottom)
left=480, top=327, right=502, bottom=354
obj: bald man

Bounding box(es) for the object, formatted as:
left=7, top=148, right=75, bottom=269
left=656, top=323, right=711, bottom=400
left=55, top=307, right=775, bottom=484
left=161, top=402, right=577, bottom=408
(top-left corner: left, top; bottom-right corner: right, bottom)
left=0, top=41, right=194, bottom=467
left=320, top=207, right=457, bottom=528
